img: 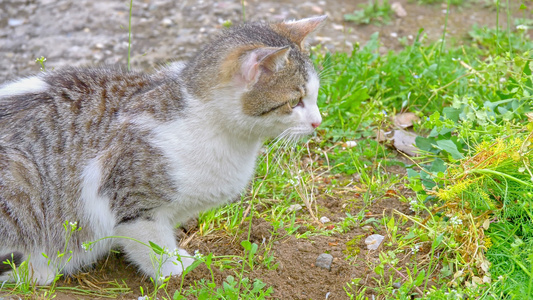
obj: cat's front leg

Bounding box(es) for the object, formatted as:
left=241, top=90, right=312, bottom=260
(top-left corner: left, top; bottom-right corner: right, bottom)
left=113, top=219, right=194, bottom=280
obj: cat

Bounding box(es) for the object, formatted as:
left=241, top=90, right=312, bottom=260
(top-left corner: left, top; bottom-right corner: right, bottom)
left=0, top=15, right=325, bottom=285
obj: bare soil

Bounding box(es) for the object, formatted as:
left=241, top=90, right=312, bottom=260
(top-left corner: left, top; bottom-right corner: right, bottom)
left=0, top=0, right=528, bottom=299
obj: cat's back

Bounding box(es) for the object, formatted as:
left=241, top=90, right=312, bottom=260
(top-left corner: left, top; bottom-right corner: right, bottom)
left=0, top=67, right=184, bottom=143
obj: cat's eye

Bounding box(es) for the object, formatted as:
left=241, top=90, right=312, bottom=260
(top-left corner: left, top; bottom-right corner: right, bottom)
left=289, top=97, right=303, bottom=108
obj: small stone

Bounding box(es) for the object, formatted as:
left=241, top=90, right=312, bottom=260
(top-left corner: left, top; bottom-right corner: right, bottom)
left=95, top=43, right=104, bottom=49
left=287, top=204, right=303, bottom=212
left=8, top=19, right=24, bottom=27
left=393, top=282, right=401, bottom=289
left=320, top=216, right=331, bottom=224
left=343, top=141, right=357, bottom=148
left=362, top=225, right=373, bottom=231
left=390, top=32, right=398, bottom=38
left=161, top=18, right=173, bottom=27
left=315, top=253, right=333, bottom=270
left=311, top=5, right=323, bottom=14
left=391, top=2, right=407, bottom=18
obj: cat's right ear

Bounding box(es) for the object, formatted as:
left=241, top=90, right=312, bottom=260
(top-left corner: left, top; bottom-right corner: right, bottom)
left=239, top=46, right=290, bottom=86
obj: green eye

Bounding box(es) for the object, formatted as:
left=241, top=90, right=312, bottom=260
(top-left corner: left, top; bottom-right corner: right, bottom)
left=289, top=97, right=302, bottom=108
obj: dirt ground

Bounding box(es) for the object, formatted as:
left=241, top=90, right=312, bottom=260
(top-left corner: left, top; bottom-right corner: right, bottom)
left=1, top=0, right=524, bottom=82
left=0, top=0, right=529, bottom=299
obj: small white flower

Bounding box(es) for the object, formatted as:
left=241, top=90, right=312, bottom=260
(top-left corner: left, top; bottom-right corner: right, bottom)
left=517, top=25, right=528, bottom=31
left=450, top=216, right=463, bottom=226
left=194, top=249, right=204, bottom=259
left=410, top=243, right=421, bottom=254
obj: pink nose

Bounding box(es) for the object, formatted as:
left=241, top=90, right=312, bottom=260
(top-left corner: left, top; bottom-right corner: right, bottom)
left=311, top=122, right=321, bottom=129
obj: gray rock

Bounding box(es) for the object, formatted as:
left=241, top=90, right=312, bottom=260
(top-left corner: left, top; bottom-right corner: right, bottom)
left=393, top=282, right=401, bottom=289
left=315, top=253, right=333, bottom=271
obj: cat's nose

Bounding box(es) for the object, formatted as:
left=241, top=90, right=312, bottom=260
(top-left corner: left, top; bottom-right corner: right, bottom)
left=311, top=122, right=321, bottom=129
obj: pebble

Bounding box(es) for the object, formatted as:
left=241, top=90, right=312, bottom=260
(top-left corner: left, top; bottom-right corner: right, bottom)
left=391, top=2, right=407, bottom=18
left=320, top=216, right=331, bottom=223
left=315, top=253, right=333, bottom=270
left=393, top=282, right=402, bottom=289
left=161, top=18, right=173, bottom=27
left=288, top=204, right=303, bottom=212
left=362, top=225, right=373, bottom=231
left=8, top=18, right=24, bottom=27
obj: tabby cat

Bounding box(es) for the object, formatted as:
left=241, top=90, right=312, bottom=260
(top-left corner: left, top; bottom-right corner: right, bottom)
left=0, top=16, right=325, bottom=284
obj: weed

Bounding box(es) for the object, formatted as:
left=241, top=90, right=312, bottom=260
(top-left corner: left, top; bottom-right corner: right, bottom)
left=344, top=0, right=393, bottom=25
left=35, top=56, right=47, bottom=71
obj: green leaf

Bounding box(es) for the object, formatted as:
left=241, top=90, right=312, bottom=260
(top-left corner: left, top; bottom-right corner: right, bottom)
left=442, top=107, right=460, bottom=122
left=415, top=136, right=436, bottom=152
left=430, top=158, right=447, bottom=173
left=435, top=140, right=464, bottom=159
left=149, top=241, right=165, bottom=255
left=414, top=270, right=426, bottom=286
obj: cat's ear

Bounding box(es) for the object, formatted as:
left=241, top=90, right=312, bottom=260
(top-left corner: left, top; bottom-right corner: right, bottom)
left=273, top=15, right=327, bottom=50
left=240, top=46, right=290, bottom=85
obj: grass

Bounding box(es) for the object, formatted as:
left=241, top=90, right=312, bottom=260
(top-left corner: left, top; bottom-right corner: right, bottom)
left=2, top=1, right=533, bottom=299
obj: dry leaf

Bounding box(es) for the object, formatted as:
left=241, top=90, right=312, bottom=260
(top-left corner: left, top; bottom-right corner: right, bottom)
left=391, top=130, right=419, bottom=156
left=375, top=129, right=388, bottom=142
left=365, top=234, right=384, bottom=250
left=526, top=112, right=533, bottom=122
left=472, top=276, right=483, bottom=285
left=481, top=260, right=490, bottom=272
left=393, top=112, right=419, bottom=128
left=482, top=219, right=490, bottom=230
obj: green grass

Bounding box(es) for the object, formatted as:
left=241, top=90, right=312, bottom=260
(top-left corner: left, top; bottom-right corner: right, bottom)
left=5, top=1, right=533, bottom=299
left=344, top=0, right=393, bottom=25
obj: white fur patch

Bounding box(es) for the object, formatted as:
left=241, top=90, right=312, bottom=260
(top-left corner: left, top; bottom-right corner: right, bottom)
left=304, top=71, right=322, bottom=126
left=0, top=76, right=49, bottom=98
left=78, top=156, right=115, bottom=264
left=113, top=219, right=194, bottom=279
left=143, top=88, right=261, bottom=224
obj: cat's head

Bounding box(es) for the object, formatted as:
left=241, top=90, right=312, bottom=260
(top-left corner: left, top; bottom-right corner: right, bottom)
left=185, top=16, right=326, bottom=141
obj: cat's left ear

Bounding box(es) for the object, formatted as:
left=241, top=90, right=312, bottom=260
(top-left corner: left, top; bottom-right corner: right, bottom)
left=239, top=46, right=291, bottom=86
left=273, top=15, right=327, bottom=50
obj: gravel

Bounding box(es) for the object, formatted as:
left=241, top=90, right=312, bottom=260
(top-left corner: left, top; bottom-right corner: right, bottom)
left=315, top=253, right=333, bottom=270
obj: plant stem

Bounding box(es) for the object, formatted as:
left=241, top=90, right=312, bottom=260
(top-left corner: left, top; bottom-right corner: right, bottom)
left=127, top=0, right=133, bottom=71
left=437, top=0, right=450, bottom=78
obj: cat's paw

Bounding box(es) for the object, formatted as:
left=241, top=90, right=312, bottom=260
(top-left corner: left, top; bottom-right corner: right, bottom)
left=159, top=248, right=195, bottom=278
left=0, top=259, right=57, bottom=285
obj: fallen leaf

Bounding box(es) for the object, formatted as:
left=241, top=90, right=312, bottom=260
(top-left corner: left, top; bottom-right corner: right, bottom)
left=328, top=242, right=338, bottom=246
left=481, top=260, right=490, bottom=272
left=393, top=112, right=419, bottom=128
left=472, top=276, right=483, bottom=285
left=391, top=130, right=419, bottom=156
left=375, top=129, right=389, bottom=142
left=526, top=112, right=533, bottom=122
left=482, top=219, right=490, bottom=230
left=365, top=234, right=385, bottom=250
left=385, top=190, right=397, bottom=196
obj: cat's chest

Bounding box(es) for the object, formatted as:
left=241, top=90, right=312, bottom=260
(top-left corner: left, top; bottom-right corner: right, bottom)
left=150, top=119, right=260, bottom=208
